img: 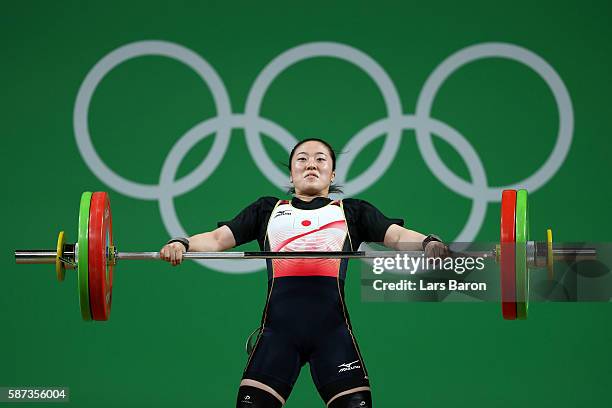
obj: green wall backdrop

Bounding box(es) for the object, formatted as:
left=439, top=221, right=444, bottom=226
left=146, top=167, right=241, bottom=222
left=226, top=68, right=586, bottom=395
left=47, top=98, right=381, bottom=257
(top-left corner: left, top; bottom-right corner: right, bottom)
left=2, top=1, right=612, bottom=406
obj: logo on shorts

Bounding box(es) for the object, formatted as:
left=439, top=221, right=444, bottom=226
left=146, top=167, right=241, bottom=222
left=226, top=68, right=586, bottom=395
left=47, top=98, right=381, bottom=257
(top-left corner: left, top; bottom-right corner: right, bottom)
left=338, top=360, right=361, bottom=373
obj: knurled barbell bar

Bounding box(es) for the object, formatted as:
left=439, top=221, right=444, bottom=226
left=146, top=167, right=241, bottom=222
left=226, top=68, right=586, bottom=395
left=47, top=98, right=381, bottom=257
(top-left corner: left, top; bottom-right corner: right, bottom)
left=14, top=190, right=596, bottom=321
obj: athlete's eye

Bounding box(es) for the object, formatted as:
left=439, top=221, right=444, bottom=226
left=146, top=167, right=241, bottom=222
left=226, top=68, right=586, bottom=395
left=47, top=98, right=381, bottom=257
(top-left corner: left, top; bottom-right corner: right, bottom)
left=317, top=157, right=326, bottom=162
left=297, top=157, right=306, bottom=161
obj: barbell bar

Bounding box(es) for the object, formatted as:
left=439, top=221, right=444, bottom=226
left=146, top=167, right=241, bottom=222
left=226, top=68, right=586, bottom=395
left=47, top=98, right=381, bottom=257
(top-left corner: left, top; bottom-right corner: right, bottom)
left=14, top=190, right=596, bottom=321
left=16, top=247, right=593, bottom=263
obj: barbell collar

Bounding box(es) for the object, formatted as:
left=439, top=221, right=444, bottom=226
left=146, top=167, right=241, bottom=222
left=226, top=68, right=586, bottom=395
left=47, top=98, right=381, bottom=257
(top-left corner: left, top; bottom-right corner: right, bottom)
left=15, top=248, right=76, bottom=264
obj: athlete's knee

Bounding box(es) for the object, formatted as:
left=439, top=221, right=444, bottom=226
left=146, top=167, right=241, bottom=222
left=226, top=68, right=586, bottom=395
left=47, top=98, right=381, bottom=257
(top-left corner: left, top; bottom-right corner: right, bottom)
left=328, top=391, right=372, bottom=408
left=236, top=386, right=283, bottom=408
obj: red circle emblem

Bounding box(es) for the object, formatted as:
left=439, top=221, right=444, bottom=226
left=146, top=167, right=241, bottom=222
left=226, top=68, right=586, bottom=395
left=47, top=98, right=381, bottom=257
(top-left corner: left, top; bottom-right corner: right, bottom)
left=301, top=220, right=311, bottom=227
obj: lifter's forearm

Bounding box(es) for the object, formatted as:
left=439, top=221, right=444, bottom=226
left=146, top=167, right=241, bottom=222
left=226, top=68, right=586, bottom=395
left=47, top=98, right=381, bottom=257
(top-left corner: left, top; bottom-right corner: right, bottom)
left=187, top=232, right=220, bottom=252
left=383, top=224, right=427, bottom=250
left=187, top=226, right=236, bottom=252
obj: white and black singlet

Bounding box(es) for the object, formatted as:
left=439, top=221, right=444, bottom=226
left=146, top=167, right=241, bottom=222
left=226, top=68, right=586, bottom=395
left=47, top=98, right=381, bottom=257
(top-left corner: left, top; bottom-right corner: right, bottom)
left=218, top=196, right=404, bottom=403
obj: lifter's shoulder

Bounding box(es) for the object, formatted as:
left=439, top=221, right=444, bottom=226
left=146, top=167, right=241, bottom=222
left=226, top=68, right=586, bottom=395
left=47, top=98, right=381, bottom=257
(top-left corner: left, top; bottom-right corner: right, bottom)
left=340, top=197, right=368, bottom=211
left=254, top=196, right=280, bottom=209
left=244, top=196, right=281, bottom=217
left=341, top=197, right=361, bottom=205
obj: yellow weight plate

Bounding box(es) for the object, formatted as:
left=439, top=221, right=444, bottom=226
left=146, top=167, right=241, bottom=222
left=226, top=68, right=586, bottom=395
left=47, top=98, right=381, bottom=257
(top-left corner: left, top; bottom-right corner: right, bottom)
left=56, top=231, right=66, bottom=282
left=547, top=229, right=554, bottom=280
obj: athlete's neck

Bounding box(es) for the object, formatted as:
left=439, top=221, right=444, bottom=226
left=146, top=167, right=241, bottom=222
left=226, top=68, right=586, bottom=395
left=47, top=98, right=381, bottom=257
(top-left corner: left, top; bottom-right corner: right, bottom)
left=293, top=191, right=329, bottom=202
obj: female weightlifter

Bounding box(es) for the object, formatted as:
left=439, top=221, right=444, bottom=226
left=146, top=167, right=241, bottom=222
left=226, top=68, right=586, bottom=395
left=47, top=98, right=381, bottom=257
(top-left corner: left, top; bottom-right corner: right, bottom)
left=159, top=138, right=448, bottom=407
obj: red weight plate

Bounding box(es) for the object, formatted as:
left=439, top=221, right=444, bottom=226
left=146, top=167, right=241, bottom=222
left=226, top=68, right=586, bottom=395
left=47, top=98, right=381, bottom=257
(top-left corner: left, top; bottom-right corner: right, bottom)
left=88, top=192, right=114, bottom=321
left=500, top=190, right=517, bottom=320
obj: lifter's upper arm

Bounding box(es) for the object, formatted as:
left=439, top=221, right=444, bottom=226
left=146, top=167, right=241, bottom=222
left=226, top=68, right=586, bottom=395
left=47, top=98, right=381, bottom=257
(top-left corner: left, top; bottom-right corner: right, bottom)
left=383, top=224, right=403, bottom=248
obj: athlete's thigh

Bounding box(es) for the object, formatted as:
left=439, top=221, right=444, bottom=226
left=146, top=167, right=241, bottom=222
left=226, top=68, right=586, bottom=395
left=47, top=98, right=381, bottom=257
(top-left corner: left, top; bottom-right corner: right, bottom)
left=243, top=327, right=302, bottom=402
left=308, top=324, right=370, bottom=404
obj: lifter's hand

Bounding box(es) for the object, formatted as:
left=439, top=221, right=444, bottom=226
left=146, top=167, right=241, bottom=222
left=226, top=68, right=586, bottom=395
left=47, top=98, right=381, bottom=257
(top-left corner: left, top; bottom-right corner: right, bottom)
left=160, top=242, right=185, bottom=266
left=424, top=240, right=450, bottom=258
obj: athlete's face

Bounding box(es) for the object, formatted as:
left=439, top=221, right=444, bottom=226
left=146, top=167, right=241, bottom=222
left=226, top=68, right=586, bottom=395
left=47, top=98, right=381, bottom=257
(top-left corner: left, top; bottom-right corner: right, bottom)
left=290, top=141, right=335, bottom=197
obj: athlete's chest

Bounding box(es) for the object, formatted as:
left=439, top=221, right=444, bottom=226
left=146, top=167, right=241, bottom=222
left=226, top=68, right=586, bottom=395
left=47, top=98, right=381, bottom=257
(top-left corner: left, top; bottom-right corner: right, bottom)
left=266, top=202, right=348, bottom=252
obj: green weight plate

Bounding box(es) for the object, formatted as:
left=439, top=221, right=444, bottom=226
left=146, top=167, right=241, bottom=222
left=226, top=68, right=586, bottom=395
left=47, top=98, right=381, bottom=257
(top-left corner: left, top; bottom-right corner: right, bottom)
left=525, top=192, right=530, bottom=316
left=78, top=192, right=93, bottom=321
left=515, top=189, right=529, bottom=319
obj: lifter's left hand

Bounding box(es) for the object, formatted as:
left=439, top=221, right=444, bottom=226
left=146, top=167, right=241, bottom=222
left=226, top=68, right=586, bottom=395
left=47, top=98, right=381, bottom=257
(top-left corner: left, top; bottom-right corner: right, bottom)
left=424, top=240, right=450, bottom=258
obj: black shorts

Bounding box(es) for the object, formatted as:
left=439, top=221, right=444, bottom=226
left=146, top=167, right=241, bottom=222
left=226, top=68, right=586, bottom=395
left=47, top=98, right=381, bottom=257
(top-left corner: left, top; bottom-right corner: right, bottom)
left=242, top=276, right=370, bottom=403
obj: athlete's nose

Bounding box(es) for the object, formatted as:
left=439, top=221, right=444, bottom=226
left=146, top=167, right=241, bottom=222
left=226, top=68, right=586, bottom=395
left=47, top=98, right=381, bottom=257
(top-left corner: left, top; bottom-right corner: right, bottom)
left=306, top=158, right=317, bottom=170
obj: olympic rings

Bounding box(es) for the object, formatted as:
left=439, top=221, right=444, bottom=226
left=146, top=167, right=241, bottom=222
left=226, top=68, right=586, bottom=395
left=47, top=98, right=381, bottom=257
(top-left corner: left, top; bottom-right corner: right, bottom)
left=73, top=40, right=574, bottom=274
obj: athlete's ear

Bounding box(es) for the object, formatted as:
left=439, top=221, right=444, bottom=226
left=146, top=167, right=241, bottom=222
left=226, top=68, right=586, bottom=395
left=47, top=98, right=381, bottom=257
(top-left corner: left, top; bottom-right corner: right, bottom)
left=331, top=170, right=336, bottom=183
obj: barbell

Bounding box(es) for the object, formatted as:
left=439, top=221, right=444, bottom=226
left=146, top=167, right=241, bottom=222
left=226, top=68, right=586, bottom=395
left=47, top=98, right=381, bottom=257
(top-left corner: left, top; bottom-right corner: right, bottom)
left=14, top=190, right=596, bottom=321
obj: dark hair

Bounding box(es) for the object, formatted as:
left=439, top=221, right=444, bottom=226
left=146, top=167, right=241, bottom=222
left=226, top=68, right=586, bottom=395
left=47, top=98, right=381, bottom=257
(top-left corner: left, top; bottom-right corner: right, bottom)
left=287, top=138, right=343, bottom=194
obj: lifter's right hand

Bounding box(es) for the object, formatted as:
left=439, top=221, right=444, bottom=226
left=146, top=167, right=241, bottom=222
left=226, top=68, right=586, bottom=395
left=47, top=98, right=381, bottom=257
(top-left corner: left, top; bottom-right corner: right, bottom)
left=160, top=242, right=186, bottom=266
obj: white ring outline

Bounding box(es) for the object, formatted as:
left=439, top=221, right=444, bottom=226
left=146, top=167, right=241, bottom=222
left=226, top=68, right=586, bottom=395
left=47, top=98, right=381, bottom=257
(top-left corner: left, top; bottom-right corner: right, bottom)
left=73, top=40, right=574, bottom=273
left=244, top=42, right=404, bottom=192
left=158, top=114, right=297, bottom=272
left=415, top=42, right=574, bottom=201
left=74, top=40, right=233, bottom=200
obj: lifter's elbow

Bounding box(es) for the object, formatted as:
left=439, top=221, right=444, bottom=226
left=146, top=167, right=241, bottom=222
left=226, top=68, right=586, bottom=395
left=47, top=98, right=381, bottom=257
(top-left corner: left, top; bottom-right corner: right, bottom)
left=209, top=225, right=236, bottom=252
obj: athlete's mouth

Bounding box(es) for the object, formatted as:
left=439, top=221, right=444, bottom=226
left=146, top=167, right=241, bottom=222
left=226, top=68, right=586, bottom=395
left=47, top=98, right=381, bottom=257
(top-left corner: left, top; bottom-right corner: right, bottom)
left=304, top=173, right=319, bottom=179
